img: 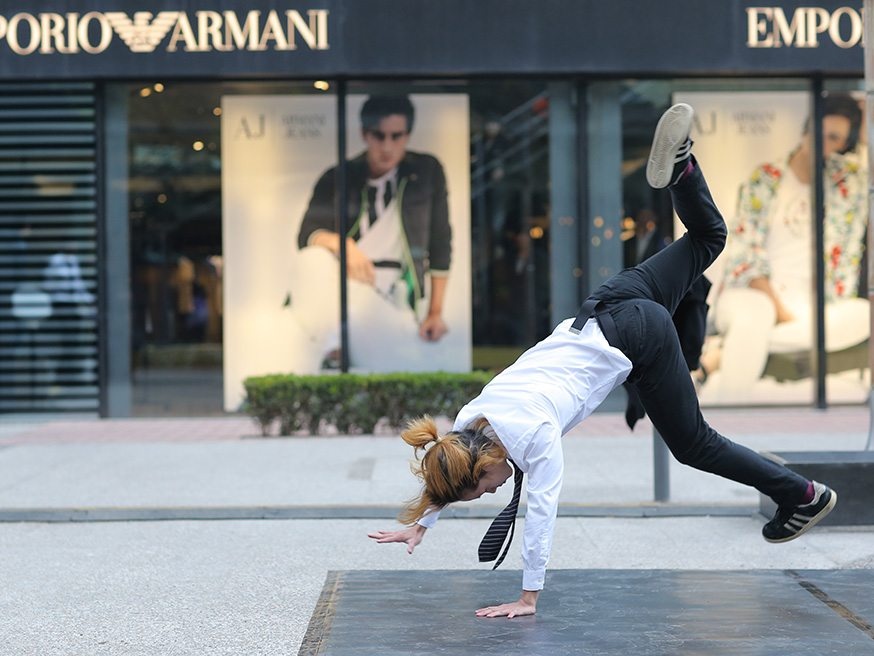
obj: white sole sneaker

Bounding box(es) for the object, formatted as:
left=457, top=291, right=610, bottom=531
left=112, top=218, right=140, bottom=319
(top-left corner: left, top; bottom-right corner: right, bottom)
left=763, top=488, right=838, bottom=544
left=646, top=103, right=694, bottom=189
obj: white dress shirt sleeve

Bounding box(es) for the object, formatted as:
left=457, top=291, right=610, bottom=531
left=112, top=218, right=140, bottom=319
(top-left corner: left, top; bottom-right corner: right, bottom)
left=416, top=507, right=442, bottom=529
left=519, top=425, right=564, bottom=591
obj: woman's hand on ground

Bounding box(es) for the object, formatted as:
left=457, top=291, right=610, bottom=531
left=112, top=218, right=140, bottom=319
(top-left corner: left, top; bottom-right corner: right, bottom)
left=367, top=524, right=426, bottom=554
left=475, top=591, right=538, bottom=618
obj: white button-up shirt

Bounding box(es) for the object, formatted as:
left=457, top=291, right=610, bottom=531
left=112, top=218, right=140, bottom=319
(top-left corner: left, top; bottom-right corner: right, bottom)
left=417, top=316, right=632, bottom=591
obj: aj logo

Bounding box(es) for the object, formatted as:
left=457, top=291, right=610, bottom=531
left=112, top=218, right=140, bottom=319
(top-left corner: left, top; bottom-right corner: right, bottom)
left=103, top=12, right=181, bottom=53
left=235, top=115, right=266, bottom=140
left=693, top=111, right=717, bottom=136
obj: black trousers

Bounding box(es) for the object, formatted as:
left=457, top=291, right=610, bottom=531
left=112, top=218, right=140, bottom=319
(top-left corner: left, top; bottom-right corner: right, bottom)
left=591, top=161, right=809, bottom=507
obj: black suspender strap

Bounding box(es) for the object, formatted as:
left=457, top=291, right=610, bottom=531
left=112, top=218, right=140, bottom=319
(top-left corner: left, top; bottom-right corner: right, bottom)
left=569, top=298, right=599, bottom=334
left=569, top=297, right=622, bottom=349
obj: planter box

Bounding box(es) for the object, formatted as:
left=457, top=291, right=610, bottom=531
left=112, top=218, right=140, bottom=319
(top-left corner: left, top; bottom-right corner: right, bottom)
left=758, top=451, right=874, bottom=526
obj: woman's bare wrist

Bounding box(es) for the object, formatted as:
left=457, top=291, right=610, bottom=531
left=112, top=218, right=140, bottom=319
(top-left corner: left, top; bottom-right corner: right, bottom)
left=520, top=590, right=539, bottom=605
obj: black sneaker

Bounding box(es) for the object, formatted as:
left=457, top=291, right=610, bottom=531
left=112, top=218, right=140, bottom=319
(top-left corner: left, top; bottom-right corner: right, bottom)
left=646, top=103, right=695, bottom=189
left=762, top=482, right=837, bottom=543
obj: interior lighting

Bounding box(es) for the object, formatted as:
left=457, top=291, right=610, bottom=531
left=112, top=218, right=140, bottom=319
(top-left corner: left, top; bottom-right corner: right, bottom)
left=313, top=80, right=330, bottom=91
left=192, top=141, right=205, bottom=151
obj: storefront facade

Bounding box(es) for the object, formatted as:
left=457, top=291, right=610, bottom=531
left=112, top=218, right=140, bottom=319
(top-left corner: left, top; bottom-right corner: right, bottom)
left=0, top=1, right=867, bottom=415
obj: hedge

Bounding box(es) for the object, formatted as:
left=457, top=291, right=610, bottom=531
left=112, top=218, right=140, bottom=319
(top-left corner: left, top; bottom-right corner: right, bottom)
left=243, top=371, right=494, bottom=436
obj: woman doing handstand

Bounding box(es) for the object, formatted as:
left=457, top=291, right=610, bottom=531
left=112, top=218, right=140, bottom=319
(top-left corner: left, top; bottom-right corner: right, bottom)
left=368, top=104, right=837, bottom=618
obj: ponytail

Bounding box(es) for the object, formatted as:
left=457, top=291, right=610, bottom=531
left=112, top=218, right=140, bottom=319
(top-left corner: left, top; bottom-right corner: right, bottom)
left=398, top=415, right=508, bottom=525
left=400, top=415, right=441, bottom=451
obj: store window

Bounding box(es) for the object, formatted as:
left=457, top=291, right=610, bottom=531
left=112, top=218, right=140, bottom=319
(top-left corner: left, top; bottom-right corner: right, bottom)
left=820, top=81, right=868, bottom=404
left=126, top=81, right=332, bottom=415
left=122, top=79, right=564, bottom=414
left=619, top=79, right=868, bottom=407
left=337, top=80, right=557, bottom=375
left=465, top=82, right=555, bottom=359
left=119, top=76, right=867, bottom=416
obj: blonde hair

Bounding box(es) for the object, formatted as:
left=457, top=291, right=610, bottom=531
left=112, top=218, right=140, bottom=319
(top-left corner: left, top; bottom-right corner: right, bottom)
left=398, top=415, right=508, bottom=525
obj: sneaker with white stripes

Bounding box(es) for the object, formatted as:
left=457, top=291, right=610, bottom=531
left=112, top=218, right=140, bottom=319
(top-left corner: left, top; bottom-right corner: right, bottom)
left=762, top=481, right=837, bottom=544
left=646, top=103, right=695, bottom=189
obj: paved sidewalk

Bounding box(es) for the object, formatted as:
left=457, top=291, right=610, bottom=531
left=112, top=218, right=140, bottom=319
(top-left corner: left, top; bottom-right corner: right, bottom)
left=0, top=406, right=872, bottom=655
left=0, top=406, right=869, bottom=515
left=0, top=404, right=868, bottom=444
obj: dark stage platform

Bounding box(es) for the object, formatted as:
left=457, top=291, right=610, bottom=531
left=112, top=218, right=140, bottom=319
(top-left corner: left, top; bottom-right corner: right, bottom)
left=300, top=569, right=874, bottom=655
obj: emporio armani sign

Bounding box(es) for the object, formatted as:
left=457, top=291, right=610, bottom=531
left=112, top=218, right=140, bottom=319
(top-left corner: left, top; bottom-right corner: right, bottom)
left=0, top=9, right=329, bottom=55
left=746, top=6, right=862, bottom=48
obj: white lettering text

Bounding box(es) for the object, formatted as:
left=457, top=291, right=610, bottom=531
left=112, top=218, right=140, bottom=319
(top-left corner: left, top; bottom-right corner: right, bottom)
left=747, top=6, right=863, bottom=48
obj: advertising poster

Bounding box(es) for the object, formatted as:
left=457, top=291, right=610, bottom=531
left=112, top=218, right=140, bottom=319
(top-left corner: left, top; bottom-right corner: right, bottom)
left=675, top=91, right=869, bottom=406
left=221, top=94, right=471, bottom=410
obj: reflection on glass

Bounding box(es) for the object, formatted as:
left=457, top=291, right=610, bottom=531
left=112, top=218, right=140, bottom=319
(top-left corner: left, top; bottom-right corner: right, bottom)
left=469, top=84, right=552, bottom=363
left=620, top=81, right=868, bottom=407
left=291, top=94, right=458, bottom=373
left=698, top=92, right=868, bottom=405
left=652, top=89, right=868, bottom=406
left=128, top=81, right=313, bottom=415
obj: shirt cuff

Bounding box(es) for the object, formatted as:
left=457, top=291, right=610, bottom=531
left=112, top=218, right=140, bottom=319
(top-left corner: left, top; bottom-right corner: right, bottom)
left=416, top=508, right=441, bottom=528
left=523, top=568, right=546, bottom=591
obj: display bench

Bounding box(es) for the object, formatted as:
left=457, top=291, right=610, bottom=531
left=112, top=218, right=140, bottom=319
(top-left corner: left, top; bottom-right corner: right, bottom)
left=759, top=451, right=874, bottom=525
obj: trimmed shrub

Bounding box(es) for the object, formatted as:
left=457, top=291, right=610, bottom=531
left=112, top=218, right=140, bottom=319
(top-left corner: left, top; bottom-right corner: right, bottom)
left=243, top=371, right=493, bottom=436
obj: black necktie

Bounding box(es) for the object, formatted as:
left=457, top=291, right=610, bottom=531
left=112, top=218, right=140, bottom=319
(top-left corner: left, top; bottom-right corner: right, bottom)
left=366, top=185, right=378, bottom=229
left=478, top=461, right=524, bottom=569
left=366, top=182, right=393, bottom=230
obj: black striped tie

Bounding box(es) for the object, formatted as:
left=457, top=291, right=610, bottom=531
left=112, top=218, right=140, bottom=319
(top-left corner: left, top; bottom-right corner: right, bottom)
left=477, top=461, right=524, bottom=569
left=366, top=185, right=378, bottom=229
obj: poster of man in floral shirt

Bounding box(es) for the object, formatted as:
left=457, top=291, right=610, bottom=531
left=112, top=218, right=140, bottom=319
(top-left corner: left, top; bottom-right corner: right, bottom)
left=676, top=91, right=868, bottom=405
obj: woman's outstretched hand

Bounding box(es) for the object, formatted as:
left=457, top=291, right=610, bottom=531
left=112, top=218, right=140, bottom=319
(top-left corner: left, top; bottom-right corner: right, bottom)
left=475, top=591, right=539, bottom=619
left=367, top=524, right=426, bottom=555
